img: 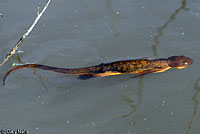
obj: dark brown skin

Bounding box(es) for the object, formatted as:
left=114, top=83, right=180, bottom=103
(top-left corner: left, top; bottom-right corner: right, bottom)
left=3, top=56, right=193, bottom=85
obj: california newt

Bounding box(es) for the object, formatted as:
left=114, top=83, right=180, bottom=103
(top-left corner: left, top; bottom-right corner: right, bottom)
left=3, top=55, right=193, bottom=85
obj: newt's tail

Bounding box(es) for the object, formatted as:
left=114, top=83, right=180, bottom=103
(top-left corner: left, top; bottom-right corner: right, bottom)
left=3, top=64, right=101, bottom=85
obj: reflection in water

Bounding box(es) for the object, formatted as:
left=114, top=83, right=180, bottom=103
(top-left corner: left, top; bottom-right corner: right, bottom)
left=137, top=77, right=144, bottom=106
left=121, top=77, right=144, bottom=124
left=152, top=0, right=188, bottom=58
left=38, top=75, right=70, bottom=91
left=106, top=0, right=126, bottom=57
left=106, top=0, right=145, bottom=122
left=119, top=0, right=188, bottom=119
left=185, top=79, right=200, bottom=134
left=15, top=54, right=25, bottom=64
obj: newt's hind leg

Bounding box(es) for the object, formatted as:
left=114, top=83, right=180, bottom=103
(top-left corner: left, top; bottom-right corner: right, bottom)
left=78, top=74, right=96, bottom=80
left=131, top=70, right=158, bottom=78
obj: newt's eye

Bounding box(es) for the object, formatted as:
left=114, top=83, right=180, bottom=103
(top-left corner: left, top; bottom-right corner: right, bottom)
left=184, top=62, right=188, bottom=65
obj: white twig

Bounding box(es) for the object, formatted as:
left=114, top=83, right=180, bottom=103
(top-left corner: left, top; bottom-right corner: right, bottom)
left=0, top=0, right=51, bottom=67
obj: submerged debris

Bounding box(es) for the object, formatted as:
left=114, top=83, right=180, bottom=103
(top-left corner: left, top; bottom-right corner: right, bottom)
left=0, top=13, right=3, bottom=17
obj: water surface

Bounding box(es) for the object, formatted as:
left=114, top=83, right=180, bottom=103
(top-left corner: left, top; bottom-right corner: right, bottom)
left=0, top=0, right=200, bottom=134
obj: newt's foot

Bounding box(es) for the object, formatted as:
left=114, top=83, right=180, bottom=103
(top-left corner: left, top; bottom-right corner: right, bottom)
left=78, top=74, right=95, bottom=80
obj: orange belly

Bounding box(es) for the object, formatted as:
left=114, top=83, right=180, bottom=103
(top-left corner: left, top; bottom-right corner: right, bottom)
left=96, top=71, right=123, bottom=77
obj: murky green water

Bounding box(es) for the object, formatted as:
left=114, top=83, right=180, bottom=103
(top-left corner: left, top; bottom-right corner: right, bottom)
left=0, top=0, right=200, bottom=134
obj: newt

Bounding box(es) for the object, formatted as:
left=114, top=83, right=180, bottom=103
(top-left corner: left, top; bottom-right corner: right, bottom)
left=3, top=55, right=193, bottom=85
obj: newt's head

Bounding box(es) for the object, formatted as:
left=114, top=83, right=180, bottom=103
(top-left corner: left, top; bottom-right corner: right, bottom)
left=167, top=56, right=193, bottom=69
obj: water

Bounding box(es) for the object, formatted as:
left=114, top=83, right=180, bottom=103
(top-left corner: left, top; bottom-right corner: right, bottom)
left=0, top=0, right=200, bottom=134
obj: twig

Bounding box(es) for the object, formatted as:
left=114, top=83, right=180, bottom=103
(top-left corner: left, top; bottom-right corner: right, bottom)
left=0, top=0, right=51, bottom=67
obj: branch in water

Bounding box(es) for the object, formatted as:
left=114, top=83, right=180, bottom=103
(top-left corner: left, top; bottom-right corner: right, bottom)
left=0, top=0, right=51, bottom=67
